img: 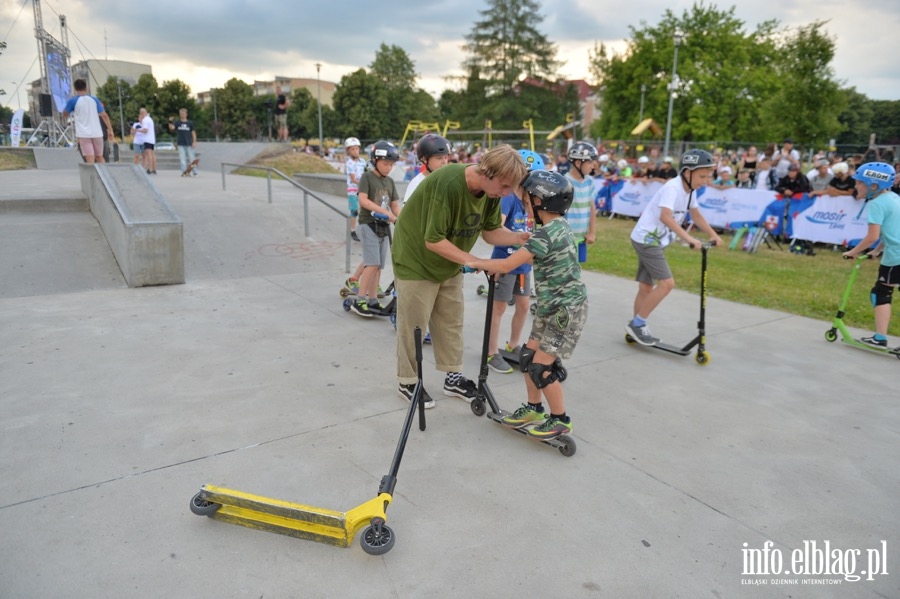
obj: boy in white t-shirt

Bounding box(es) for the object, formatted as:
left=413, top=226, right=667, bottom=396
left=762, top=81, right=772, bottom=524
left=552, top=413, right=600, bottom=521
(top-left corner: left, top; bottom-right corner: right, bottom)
left=626, top=149, right=723, bottom=345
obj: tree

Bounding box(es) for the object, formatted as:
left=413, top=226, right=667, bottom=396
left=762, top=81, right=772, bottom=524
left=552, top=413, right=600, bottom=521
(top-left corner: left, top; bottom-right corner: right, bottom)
left=592, top=5, right=782, bottom=144
left=331, top=68, right=389, bottom=142
left=156, top=79, right=197, bottom=139
left=287, top=87, right=314, bottom=140
left=369, top=44, right=438, bottom=138
left=462, top=0, right=561, bottom=96
left=0, top=41, right=6, bottom=99
left=761, top=21, right=845, bottom=147
left=215, top=78, right=255, bottom=140
left=96, top=77, right=136, bottom=138
left=834, top=88, right=874, bottom=146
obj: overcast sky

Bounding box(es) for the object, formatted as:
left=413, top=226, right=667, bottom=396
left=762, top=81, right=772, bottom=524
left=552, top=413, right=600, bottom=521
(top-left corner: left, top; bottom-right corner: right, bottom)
left=2, top=0, right=898, bottom=111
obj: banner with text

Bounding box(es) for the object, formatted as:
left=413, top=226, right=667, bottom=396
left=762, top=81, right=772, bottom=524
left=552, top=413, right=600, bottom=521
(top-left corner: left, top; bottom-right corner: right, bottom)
left=789, top=195, right=870, bottom=245
left=10, top=109, right=24, bottom=147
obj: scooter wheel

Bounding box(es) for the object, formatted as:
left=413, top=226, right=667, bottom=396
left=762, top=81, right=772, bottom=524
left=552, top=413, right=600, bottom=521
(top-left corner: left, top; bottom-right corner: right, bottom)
left=558, top=436, right=577, bottom=457
left=507, top=298, right=515, bottom=306
left=390, top=312, right=396, bottom=328
left=360, top=519, right=395, bottom=555
left=695, top=351, right=710, bottom=366
left=342, top=299, right=352, bottom=311
left=624, top=334, right=636, bottom=344
left=476, top=284, right=486, bottom=296
left=824, top=329, right=838, bottom=342
left=189, top=492, right=221, bottom=516
left=339, top=288, right=350, bottom=298
left=470, top=397, right=486, bottom=417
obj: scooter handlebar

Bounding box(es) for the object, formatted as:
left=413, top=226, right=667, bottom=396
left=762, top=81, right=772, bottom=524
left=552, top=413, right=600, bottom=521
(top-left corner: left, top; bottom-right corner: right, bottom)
left=690, top=240, right=717, bottom=250
left=460, top=266, right=477, bottom=273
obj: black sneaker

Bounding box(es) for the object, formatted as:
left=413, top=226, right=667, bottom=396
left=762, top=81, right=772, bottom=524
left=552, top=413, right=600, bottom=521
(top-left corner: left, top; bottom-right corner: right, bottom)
left=398, top=383, right=435, bottom=409
left=443, top=376, right=478, bottom=403
left=860, top=335, right=888, bottom=348
left=349, top=300, right=373, bottom=318
left=351, top=231, right=360, bottom=242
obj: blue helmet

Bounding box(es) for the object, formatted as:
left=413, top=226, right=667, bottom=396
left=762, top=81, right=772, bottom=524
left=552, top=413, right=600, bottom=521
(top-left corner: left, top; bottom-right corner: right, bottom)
left=852, top=162, right=895, bottom=194
left=518, top=149, right=545, bottom=171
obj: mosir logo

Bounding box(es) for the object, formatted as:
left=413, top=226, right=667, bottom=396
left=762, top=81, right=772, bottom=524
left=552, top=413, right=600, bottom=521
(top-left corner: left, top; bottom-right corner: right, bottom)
left=618, top=191, right=641, bottom=205
left=699, top=198, right=727, bottom=213
left=806, top=210, right=847, bottom=229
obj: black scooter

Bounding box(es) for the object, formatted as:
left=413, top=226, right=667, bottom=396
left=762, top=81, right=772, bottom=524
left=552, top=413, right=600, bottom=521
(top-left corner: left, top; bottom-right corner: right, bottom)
left=625, top=241, right=716, bottom=365
left=465, top=269, right=576, bottom=457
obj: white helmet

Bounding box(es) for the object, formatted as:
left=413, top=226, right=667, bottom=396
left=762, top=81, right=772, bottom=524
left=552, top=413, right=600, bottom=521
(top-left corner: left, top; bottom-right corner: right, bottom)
left=617, top=159, right=628, bottom=169
left=637, top=156, right=650, bottom=164
left=344, top=137, right=361, bottom=149
left=832, top=161, right=849, bottom=174
left=598, top=154, right=610, bottom=162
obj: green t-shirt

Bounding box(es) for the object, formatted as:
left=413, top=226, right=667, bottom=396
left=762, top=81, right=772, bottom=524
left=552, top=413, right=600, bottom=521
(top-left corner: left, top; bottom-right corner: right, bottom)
left=524, top=217, right=587, bottom=316
left=393, top=164, right=502, bottom=282
left=358, top=170, right=398, bottom=225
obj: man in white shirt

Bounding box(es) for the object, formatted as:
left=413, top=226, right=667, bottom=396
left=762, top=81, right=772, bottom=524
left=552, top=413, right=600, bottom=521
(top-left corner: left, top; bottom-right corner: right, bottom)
left=62, top=79, right=114, bottom=164
left=137, top=107, right=157, bottom=174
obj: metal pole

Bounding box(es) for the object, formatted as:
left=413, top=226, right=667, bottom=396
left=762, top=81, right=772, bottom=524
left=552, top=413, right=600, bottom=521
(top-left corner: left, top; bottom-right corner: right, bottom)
left=266, top=169, right=272, bottom=203
left=212, top=90, right=219, bottom=143
left=663, top=31, right=683, bottom=160
left=116, top=79, right=125, bottom=140
left=315, top=63, right=323, bottom=154
left=639, top=84, right=646, bottom=123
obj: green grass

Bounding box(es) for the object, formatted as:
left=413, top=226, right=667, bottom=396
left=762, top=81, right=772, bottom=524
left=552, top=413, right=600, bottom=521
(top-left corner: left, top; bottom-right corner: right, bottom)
left=0, top=148, right=37, bottom=170
left=233, top=146, right=340, bottom=178
left=584, top=217, right=899, bottom=337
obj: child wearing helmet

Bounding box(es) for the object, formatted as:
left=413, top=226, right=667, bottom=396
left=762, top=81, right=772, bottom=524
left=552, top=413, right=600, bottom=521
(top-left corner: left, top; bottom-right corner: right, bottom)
left=403, top=133, right=451, bottom=205
left=349, top=140, right=401, bottom=318
left=626, top=149, right=723, bottom=346
left=842, top=162, right=900, bottom=348
left=466, top=170, right=587, bottom=440
left=484, top=149, right=543, bottom=374
left=564, top=141, right=599, bottom=263
left=344, top=137, right=366, bottom=242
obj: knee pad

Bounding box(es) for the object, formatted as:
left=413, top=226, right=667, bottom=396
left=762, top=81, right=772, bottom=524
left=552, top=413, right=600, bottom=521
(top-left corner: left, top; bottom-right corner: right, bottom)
left=528, top=361, right=559, bottom=389
left=350, top=209, right=359, bottom=218
left=519, top=347, right=536, bottom=373
left=871, top=283, right=894, bottom=307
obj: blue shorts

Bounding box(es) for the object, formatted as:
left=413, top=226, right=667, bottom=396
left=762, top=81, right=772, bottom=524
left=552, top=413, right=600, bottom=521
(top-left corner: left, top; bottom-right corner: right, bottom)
left=347, top=193, right=359, bottom=217
left=133, top=142, right=143, bottom=155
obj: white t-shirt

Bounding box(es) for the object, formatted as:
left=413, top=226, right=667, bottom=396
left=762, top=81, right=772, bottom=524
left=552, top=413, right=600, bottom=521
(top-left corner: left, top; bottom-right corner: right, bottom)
left=403, top=171, right=427, bottom=204
left=630, top=177, right=694, bottom=248
left=64, top=95, right=104, bottom=138
left=140, top=115, right=156, bottom=145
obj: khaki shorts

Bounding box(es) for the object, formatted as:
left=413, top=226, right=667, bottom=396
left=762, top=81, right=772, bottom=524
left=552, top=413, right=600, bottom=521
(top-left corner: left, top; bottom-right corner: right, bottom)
left=275, top=113, right=287, bottom=128
left=529, top=301, right=588, bottom=360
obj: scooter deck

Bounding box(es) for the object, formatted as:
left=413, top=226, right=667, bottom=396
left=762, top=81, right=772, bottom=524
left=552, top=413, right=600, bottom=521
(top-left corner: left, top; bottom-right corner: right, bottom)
left=844, top=337, right=900, bottom=357
left=625, top=334, right=692, bottom=356
left=193, top=484, right=391, bottom=548
left=485, top=410, right=576, bottom=455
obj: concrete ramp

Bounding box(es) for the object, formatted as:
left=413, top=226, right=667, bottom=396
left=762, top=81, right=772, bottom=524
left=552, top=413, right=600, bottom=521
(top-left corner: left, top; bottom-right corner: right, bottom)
left=81, top=164, right=184, bottom=287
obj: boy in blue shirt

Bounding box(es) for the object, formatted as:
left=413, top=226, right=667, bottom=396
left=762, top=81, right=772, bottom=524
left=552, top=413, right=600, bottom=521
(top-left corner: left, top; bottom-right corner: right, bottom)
left=842, top=162, right=900, bottom=348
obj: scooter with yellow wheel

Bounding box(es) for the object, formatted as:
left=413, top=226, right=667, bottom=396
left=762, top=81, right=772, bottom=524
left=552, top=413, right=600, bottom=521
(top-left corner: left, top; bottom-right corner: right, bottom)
left=625, top=240, right=716, bottom=365
left=825, top=253, right=900, bottom=359
left=464, top=268, right=576, bottom=457
left=189, top=327, right=430, bottom=555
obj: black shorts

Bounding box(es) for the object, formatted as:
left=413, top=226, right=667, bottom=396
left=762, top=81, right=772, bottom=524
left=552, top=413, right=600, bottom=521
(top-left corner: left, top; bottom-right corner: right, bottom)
left=143, top=142, right=155, bottom=150
left=877, top=263, right=900, bottom=287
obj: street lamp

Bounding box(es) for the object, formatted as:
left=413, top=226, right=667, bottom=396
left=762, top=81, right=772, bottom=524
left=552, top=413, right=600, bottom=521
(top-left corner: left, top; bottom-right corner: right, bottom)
left=662, top=30, right=684, bottom=160
left=315, top=63, right=324, bottom=155
left=116, top=79, right=125, bottom=140
left=639, top=84, right=647, bottom=123
left=212, top=90, right=219, bottom=143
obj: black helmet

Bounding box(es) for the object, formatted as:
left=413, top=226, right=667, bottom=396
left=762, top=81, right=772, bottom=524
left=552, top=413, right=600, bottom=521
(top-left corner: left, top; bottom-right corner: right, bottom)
left=680, top=149, right=715, bottom=171
left=567, top=141, right=598, bottom=162
left=522, top=170, right=574, bottom=216
left=416, top=134, right=450, bottom=161
left=371, top=140, right=400, bottom=162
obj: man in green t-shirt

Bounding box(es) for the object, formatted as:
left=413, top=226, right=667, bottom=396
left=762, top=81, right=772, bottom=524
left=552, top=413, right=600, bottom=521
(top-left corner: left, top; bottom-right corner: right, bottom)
left=393, top=144, right=529, bottom=407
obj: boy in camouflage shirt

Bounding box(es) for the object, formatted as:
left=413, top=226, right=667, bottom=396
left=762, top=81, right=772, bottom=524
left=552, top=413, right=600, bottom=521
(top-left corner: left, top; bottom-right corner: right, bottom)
left=466, top=170, right=587, bottom=439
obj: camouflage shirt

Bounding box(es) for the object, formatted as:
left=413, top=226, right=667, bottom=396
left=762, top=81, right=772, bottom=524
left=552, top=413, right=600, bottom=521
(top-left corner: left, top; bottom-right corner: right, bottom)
left=524, top=217, right=587, bottom=316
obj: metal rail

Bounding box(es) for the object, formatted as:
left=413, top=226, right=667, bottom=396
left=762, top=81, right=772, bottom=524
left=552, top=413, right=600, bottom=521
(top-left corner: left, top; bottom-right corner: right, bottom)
left=220, top=163, right=352, bottom=272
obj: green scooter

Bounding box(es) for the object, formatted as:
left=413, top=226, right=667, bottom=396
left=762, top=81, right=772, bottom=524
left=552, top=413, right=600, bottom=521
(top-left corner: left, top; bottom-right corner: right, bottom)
left=825, top=254, right=900, bottom=359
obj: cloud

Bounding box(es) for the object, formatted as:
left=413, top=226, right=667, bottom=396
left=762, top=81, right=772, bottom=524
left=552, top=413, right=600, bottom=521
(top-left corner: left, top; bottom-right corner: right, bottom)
left=1, top=0, right=898, bottom=105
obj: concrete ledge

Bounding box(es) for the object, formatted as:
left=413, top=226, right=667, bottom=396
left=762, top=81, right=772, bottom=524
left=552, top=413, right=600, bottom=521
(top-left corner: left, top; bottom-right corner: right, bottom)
left=292, top=172, right=408, bottom=200
left=0, top=196, right=88, bottom=213
left=80, top=163, right=185, bottom=287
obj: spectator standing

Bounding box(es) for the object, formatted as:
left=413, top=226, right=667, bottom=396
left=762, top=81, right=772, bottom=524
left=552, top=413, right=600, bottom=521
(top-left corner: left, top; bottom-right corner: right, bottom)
left=827, top=162, right=856, bottom=197
left=809, top=159, right=834, bottom=196
left=169, top=108, right=198, bottom=175
left=755, top=157, right=778, bottom=191
left=274, top=86, right=289, bottom=142
left=775, top=164, right=811, bottom=199
left=735, top=168, right=754, bottom=189
left=564, top=142, right=599, bottom=264
left=132, top=116, right=145, bottom=168
left=555, top=152, right=571, bottom=176
left=774, top=138, right=801, bottom=179
left=344, top=137, right=366, bottom=242
left=62, top=78, right=114, bottom=164
left=651, top=156, right=678, bottom=183
left=137, top=108, right=157, bottom=174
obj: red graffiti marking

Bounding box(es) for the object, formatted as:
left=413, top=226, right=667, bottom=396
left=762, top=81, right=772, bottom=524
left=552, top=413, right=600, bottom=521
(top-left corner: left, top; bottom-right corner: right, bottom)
left=248, top=240, right=345, bottom=260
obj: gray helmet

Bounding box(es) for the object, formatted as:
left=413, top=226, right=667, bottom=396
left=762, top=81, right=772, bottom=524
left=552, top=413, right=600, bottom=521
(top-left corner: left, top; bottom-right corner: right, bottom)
left=567, top=141, right=598, bottom=162
left=522, top=170, right=574, bottom=216
left=416, top=134, right=450, bottom=161
left=680, top=149, right=715, bottom=171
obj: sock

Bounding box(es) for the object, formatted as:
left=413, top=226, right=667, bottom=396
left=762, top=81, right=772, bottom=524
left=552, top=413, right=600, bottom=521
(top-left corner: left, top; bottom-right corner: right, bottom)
left=446, top=372, right=462, bottom=385
left=550, top=412, right=569, bottom=423
left=632, top=316, right=646, bottom=327
left=528, top=402, right=544, bottom=413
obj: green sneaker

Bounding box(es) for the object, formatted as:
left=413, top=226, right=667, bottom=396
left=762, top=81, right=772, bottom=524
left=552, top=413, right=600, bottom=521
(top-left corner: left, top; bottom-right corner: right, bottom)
left=526, top=415, right=572, bottom=439
left=344, top=278, right=360, bottom=295
left=500, top=403, right=545, bottom=429
left=377, top=285, right=385, bottom=298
